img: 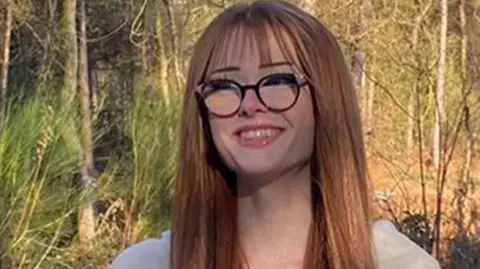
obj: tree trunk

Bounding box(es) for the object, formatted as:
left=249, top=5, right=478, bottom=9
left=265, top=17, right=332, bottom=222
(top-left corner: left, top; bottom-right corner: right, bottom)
left=37, top=0, right=58, bottom=89
left=351, top=51, right=366, bottom=96
left=457, top=0, right=475, bottom=238
left=155, top=0, right=170, bottom=106
left=365, top=56, right=375, bottom=140
left=0, top=0, right=13, bottom=134
left=77, top=0, right=96, bottom=243
left=360, top=0, right=373, bottom=149
left=432, top=0, right=447, bottom=170
left=432, top=0, right=448, bottom=258
left=61, top=0, right=78, bottom=102
left=406, top=1, right=432, bottom=154
left=465, top=0, right=479, bottom=236
left=162, top=0, right=183, bottom=91
left=89, top=64, right=99, bottom=113
left=351, top=0, right=370, bottom=122
left=140, top=2, right=154, bottom=90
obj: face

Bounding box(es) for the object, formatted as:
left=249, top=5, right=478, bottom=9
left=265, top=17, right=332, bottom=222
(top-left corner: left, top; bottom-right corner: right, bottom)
left=202, top=27, right=315, bottom=180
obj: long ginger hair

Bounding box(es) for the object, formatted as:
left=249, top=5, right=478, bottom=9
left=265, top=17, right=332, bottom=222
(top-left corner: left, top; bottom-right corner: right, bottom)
left=171, top=1, right=376, bottom=269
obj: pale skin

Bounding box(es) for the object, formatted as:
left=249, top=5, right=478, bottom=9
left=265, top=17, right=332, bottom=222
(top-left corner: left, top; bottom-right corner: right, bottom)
left=207, top=27, right=315, bottom=269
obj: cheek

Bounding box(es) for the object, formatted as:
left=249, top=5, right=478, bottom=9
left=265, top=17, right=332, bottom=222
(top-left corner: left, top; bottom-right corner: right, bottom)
left=208, top=118, right=231, bottom=153
left=291, top=91, right=315, bottom=127
left=208, top=118, right=239, bottom=169
left=288, top=92, right=315, bottom=148
left=209, top=119, right=222, bottom=145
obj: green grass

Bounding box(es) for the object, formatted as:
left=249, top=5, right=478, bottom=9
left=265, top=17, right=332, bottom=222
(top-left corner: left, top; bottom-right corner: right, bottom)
left=0, top=83, right=181, bottom=268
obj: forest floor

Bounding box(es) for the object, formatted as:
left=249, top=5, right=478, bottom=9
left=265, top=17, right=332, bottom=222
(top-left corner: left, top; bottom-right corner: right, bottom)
left=368, top=144, right=479, bottom=269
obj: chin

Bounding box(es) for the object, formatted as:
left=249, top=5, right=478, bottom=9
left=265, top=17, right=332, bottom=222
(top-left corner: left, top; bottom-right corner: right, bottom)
left=220, top=138, right=291, bottom=178
left=233, top=159, right=280, bottom=178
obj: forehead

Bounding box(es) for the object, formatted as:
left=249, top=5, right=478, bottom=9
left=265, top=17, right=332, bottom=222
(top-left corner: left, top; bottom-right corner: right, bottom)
left=206, top=25, right=299, bottom=75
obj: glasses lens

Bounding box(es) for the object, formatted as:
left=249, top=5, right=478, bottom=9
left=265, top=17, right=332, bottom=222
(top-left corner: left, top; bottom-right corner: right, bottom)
left=259, top=74, right=299, bottom=110
left=202, top=80, right=241, bottom=115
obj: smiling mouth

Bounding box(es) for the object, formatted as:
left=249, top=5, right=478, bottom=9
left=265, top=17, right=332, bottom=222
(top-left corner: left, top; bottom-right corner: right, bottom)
left=234, top=127, right=284, bottom=149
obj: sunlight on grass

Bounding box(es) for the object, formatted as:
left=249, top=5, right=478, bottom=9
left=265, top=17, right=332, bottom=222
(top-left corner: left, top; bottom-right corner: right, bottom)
left=0, top=84, right=181, bottom=268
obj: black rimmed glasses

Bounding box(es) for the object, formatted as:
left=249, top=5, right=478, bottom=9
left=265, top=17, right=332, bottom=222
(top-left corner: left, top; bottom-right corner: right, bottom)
left=196, top=68, right=309, bottom=117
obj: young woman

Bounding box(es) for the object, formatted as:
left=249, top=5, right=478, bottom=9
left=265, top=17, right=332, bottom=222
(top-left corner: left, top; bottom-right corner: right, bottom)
left=109, top=1, right=441, bottom=269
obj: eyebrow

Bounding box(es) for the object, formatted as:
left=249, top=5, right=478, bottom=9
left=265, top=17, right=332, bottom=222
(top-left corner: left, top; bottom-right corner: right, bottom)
left=209, top=61, right=292, bottom=75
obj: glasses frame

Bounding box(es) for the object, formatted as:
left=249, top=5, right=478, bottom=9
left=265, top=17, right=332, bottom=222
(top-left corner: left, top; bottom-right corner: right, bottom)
left=195, top=67, right=309, bottom=117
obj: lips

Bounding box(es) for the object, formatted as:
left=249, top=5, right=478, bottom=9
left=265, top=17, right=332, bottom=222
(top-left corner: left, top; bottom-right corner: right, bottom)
left=233, top=124, right=285, bottom=149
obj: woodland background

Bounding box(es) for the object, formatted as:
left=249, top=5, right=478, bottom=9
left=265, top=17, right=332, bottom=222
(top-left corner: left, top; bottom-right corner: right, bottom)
left=0, top=0, right=478, bottom=268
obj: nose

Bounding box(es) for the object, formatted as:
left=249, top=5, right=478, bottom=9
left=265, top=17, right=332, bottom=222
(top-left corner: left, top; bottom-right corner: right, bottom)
left=238, top=89, right=267, bottom=117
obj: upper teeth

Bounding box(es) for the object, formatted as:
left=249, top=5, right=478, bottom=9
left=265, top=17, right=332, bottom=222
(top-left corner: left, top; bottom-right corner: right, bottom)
left=240, top=129, right=278, bottom=139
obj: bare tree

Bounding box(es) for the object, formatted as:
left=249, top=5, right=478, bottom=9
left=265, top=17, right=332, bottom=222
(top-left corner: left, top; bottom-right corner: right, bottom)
left=406, top=1, right=432, bottom=154
left=455, top=0, right=477, bottom=238
left=0, top=0, right=13, bottom=134
left=351, top=0, right=367, bottom=95
left=61, top=0, right=78, bottom=102
left=359, top=0, right=373, bottom=148
left=155, top=0, right=171, bottom=105
left=77, top=0, right=96, bottom=243
left=163, top=0, right=183, bottom=90
left=432, top=0, right=448, bottom=257
left=432, top=0, right=448, bottom=170
left=36, top=0, right=59, bottom=88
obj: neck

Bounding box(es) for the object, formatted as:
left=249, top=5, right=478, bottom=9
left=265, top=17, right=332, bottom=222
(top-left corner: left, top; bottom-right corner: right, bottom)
left=236, top=164, right=312, bottom=267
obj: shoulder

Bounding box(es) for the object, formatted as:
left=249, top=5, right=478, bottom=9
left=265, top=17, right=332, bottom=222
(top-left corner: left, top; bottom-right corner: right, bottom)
left=108, top=230, right=171, bottom=269
left=372, top=220, right=441, bottom=269
left=107, top=222, right=441, bottom=269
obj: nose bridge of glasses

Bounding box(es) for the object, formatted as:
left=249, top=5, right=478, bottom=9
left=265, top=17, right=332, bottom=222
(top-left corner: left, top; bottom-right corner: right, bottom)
left=239, top=84, right=267, bottom=110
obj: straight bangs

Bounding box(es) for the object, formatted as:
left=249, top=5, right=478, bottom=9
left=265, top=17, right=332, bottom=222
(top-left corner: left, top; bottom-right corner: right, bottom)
left=203, top=14, right=302, bottom=81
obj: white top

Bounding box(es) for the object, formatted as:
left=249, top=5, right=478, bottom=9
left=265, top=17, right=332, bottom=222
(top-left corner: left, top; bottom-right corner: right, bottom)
left=108, top=220, right=441, bottom=269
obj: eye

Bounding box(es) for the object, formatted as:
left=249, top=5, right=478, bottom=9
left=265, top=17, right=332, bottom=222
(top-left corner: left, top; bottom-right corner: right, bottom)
left=262, top=74, right=297, bottom=87
left=203, top=80, right=238, bottom=93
